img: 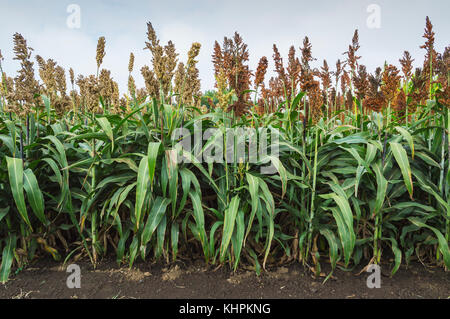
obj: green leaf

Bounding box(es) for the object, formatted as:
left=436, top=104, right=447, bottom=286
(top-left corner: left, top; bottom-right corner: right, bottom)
left=189, top=190, right=208, bottom=259
left=372, top=162, right=388, bottom=218
left=141, top=197, right=171, bottom=253
left=389, top=142, right=413, bottom=199
left=232, top=210, right=245, bottom=271
left=244, top=173, right=259, bottom=244
left=394, top=126, right=414, bottom=159
left=6, top=157, right=31, bottom=229
left=220, top=195, right=240, bottom=262
left=23, top=168, right=47, bottom=226
left=319, top=228, right=339, bottom=282
left=0, top=234, right=16, bottom=283
left=147, top=142, right=161, bottom=189
left=96, top=117, right=114, bottom=150
left=135, top=155, right=149, bottom=231
left=266, top=155, right=287, bottom=198
left=171, top=222, right=179, bottom=261
left=0, top=134, right=15, bottom=156
left=382, top=237, right=402, bottom=276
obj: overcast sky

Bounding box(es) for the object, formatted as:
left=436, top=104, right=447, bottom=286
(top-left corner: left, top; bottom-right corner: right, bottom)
left=0, top=0, right=448, bottom=93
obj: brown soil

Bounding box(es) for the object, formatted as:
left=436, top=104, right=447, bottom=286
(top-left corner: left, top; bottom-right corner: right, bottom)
left=0, top=258, right=448, bottom=299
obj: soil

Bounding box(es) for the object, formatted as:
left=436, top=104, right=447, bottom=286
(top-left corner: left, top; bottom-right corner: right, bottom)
left=0, top=258, right=448, bottom=299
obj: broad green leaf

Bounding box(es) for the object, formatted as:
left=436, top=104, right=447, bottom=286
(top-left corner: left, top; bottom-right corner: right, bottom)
left=141, top=197, right=171, bottom=252
left=372, top=162, right=388, bottom=218
left=220, top=195, right=240, bottom=262
left=6, top=157, right=31, bottom=229
left=135, top=155, right=149, bottom=231
left=0, top=234, right=16, bottom=283
left=390, top=142, right=413, bottom=199
left=23, top=168, right=47, bottom=226
left=147, top=142, right=161, bottom=189
left=96, top=117, right=114, bottom=150
left=395, top=126, right=414, bottom=159
left=189, top=190, right=208, bottom=259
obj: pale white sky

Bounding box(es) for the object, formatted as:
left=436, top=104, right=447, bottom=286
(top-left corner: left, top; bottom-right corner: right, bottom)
left=0, top=0, right=449, bottom=93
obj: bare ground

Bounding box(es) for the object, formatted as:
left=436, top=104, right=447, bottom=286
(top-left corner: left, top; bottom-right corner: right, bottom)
left=0, top=258, right=449, bottom=299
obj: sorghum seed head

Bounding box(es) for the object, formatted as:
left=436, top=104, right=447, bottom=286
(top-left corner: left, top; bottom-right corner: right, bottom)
left=96, top=36, right=106, bottom=70
left=128, top=52, right=135, bottom=73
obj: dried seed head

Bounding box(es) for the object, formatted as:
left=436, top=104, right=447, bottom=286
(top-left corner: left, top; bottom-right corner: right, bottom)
left=408, top=67, right=428, bottom=108
left=254, top=56, right=268, bottom=88
left=344, top=29, right=361, bottom=72
left=287, top=46, right=300, bottom=78
left=334, top=59, right=342, bottom=83
left=320, top=60, right=332, bottom=93
left=53, top=94, right=71, bottom=115
left=187, top=42, right=201, bottom=68
left=96, top=36, right=106, bottom=70
left=173, top=62, right=185, bottom=98
left=228, top=98, right=248, bottom=117
left=420, top=16, right=438, bottom=78
left=128, top=74, right=136, bottom=96
left=141, top=65, right=159, bottom=99
left=136, top=87, right=146, bottom=102
left=215, top=67, right=234, bottom=110
left=55, top=66, right=67, bottom=96
left=393, top=89, right=407, bottom=115
left=299, top=37, right=317, bottom=94
left=340, top=70, right=350, bottom=96
left=345, top=91, right=353, bottom=111
left=184, top=45, right=202, bottom=105
left=13, top=33, right=33, bottom=61
left=12, top=33, right=39, bottom=115
left=363, top=94, right=384, bottom=113
left=0, top=72, right=13, bottom=99
left=212, top=41, right=223, bottom=81
left=273, top=44, right=287, bottom=89
left=216, top=32, right=251, bottom=101
left=368, top=67, right=382, bottom=94
left=421, top=16, right=435, bottom=56
left=69, top=68, right=75, bottom=88
left=77, top=74, right=101, bottom=113
left=269, top=76, right=284, bottom=102
left=353, top=64, right=369, bottom=99
left=399, top=51, right=414, bottom=80
left=436, top=46, right=449, bottom=85
left=330, top=87, right=336, bottom=105
left=308, top=80, right=323, bottom=124
left=162, top=40, right=179, bottom=96
left=300, top=36, right=315, bottom=68
left=145, top=22, right=159, bottom=51
left=381, top=64, right=401, bottom=103
left=152, top=45, right=165, bottom=84
left=128, top=52, right=135, bottom=73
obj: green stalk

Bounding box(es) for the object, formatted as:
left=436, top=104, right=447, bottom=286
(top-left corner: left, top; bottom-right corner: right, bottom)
left=446, top=107, right=450, bottom=260
left=373, top=213, right=379, bottom=263
left=306, top=129, right=319, bottom=261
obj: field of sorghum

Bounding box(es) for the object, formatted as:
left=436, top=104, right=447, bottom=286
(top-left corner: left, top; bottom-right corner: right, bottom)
left=0, top=17, right=448, bottom=283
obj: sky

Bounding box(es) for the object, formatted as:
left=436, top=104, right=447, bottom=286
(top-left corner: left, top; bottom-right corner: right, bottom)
left=0, top=0, right=449, bottom=94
